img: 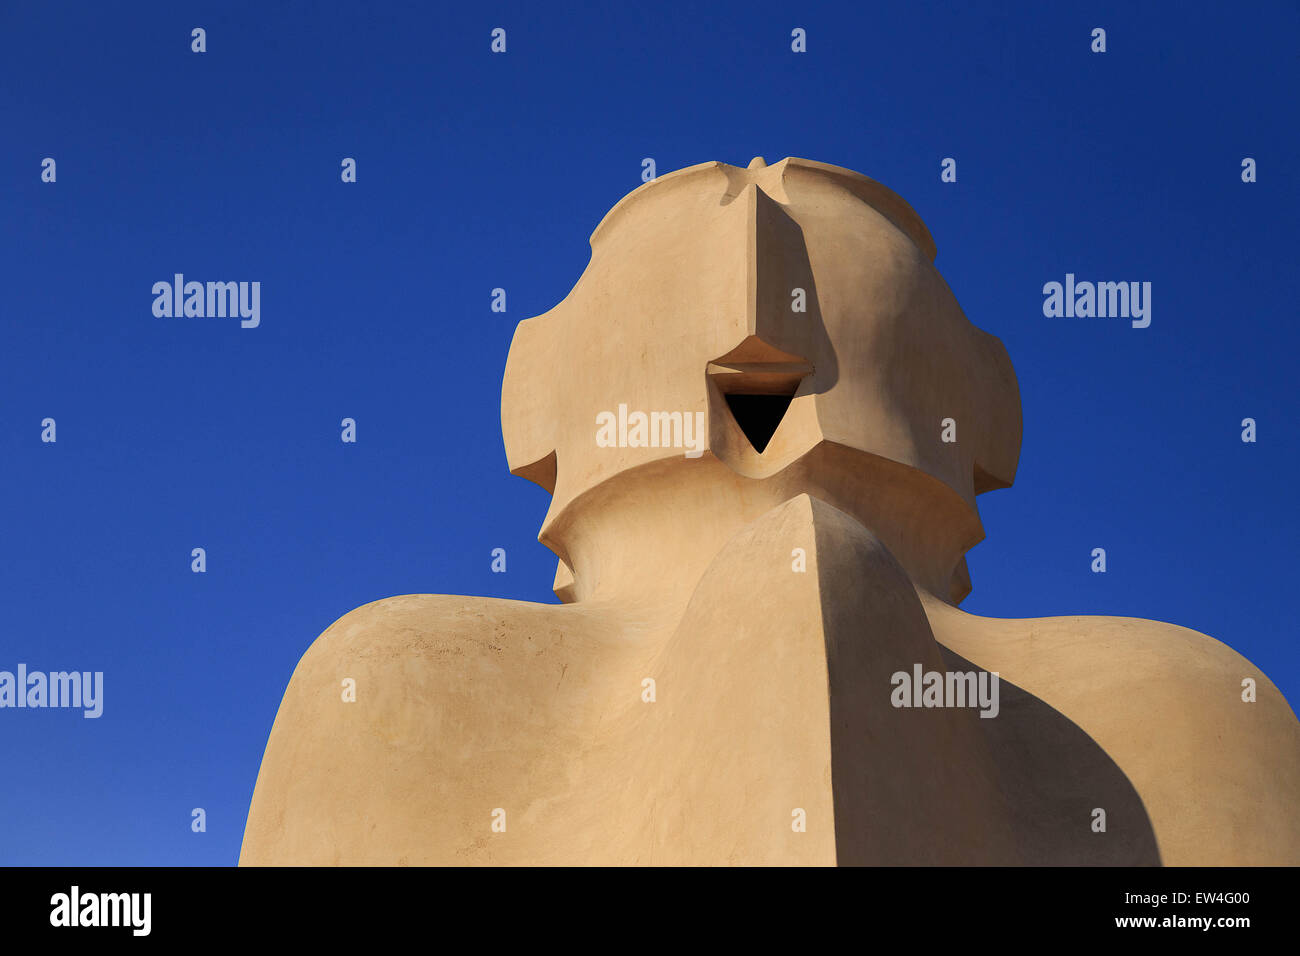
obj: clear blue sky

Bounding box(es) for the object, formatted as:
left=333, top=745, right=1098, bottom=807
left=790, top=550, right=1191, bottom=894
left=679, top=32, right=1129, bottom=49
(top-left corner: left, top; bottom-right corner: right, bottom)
left=2, top=1, right=1296, bottom=865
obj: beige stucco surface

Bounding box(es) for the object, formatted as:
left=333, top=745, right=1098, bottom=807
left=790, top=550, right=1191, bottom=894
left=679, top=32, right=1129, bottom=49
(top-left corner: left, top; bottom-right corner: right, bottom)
left=241, top=157, right=1300, bottom=865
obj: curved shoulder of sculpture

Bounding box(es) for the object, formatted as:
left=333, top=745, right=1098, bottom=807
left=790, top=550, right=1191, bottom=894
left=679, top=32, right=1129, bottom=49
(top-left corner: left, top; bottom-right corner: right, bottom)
left=240, top=593, right=581, bottom=865
left=923, top=603, right=1300, bottom=864
left=310, top=592, right=542, bottom=652
left=929, top=606, right=1295, bottom=713
left=277, top=593, right=601, bottom=704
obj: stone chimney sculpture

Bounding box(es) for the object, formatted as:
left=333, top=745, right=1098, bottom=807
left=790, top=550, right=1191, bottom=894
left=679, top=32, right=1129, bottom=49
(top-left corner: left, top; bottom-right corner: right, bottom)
left=241, top=156, right=1300, bottom=866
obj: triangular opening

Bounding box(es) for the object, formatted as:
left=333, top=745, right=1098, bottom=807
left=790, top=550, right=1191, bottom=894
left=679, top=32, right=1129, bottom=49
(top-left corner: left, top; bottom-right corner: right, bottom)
left=724, top=394, right=794, bottom=453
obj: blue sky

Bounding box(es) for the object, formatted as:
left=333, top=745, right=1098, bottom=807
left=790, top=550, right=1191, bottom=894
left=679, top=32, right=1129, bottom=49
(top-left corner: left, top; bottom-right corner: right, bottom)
left=1, top=1, right=1296, bottom=865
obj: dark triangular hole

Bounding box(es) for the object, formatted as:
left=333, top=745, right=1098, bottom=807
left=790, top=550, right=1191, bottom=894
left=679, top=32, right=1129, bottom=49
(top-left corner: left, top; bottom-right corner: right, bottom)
left=724, top=394, right=794, bottom=453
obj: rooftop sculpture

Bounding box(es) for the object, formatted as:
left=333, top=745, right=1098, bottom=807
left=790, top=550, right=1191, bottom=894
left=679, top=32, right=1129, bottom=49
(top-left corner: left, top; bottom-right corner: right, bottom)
left=241, top=157, right=1300, bottom=865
